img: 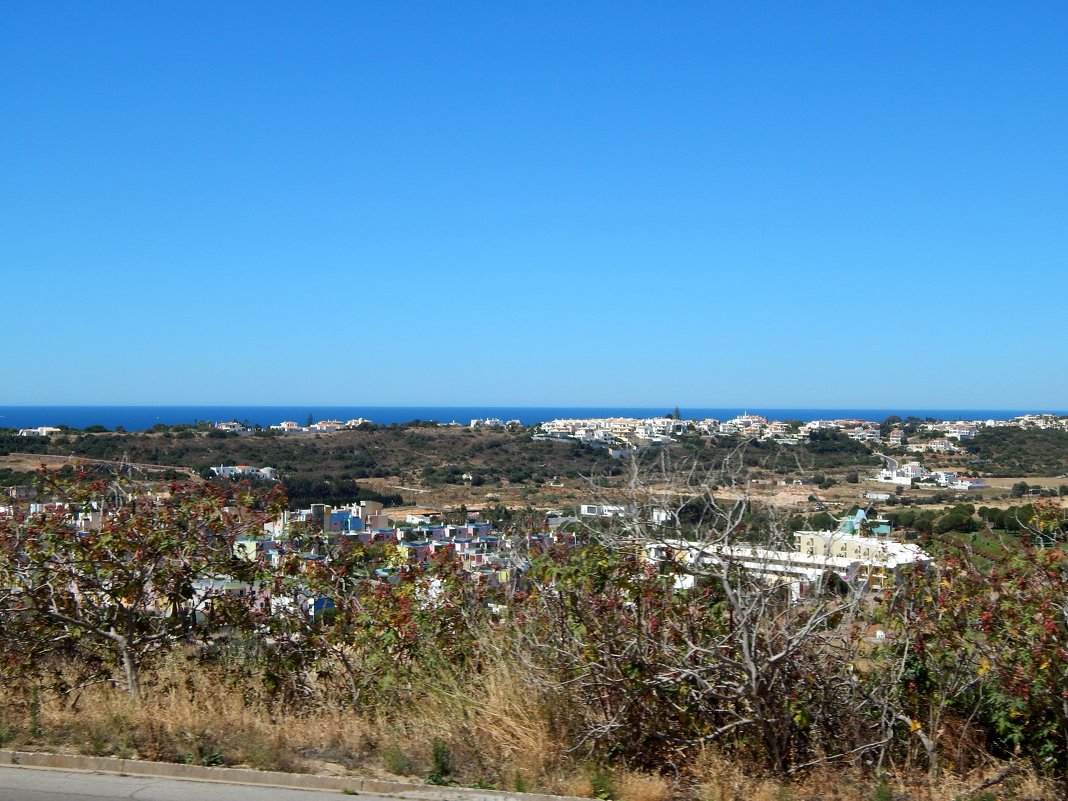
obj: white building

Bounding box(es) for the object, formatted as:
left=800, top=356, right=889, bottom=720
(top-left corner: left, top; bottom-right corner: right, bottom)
left=579, top=504, right=636, bottom=518
left=792, top=530, right=932, bottom=591
left=900, top=461, right=929, bottom=479
left=877, top=470, right=913, bottom=486
left=270, top=421, right=305, bottom=433
left=944, top=424, right=977, bottom=440
left=211, top=465, right=278, bottom=480
left=655, top=534, right=930, bottom=598
left=720, top=414, right=768, bottom=436
left=846, top=426, right=881, bottom=443
left=18, top=426, right=61, bottom=436
left=927, top=439, right=960, bottom=453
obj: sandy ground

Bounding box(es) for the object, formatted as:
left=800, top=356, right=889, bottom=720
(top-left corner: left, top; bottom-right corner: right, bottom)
left=0, top=453, right=73, bottom=472
left=0, top=453, right=198, bottom=479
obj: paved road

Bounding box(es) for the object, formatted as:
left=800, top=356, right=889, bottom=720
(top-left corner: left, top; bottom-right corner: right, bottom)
left=874, top=452, right=898, bottom=471
left=0, top=766, right=372, bottom=801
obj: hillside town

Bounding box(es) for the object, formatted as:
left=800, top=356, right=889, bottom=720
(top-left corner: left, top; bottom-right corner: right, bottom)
left=15, top=411, right=1068, bottom=441
left=2, top=470, right=934, bottom=625
left=534, top=411, right=1068, bottom=449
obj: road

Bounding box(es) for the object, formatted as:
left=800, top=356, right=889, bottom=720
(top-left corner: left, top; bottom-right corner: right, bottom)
left=874, top=452, right=898, bottom=471
left=0, top=766, right=375, bottom=801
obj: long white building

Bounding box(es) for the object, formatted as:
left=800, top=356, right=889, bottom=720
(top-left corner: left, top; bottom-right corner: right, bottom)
left=653, top=530, right=931, bottom=598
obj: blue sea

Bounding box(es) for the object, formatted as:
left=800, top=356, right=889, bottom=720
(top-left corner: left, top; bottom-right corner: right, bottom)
left=0, top=406, right=1063, bottom=432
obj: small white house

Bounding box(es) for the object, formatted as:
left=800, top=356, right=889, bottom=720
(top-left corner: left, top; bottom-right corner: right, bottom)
left=18, top=426, right=61, bottom=437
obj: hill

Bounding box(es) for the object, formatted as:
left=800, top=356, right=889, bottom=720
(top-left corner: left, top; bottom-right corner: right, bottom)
left=962, top=427, right=1068, bottom=476
left=0, top=424, right=883, bottom=510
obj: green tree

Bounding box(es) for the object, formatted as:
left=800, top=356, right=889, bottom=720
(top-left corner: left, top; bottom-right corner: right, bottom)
left=0, top=472, right=281, bottom=697
left=263, top=539, right=488, bottom=711
left=809, top=511, right=837, bottom=530
left=882, top=514, right=1068, bottom=775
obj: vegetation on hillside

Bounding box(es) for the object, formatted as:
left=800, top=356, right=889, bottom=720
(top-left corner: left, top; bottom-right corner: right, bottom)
left=0, top=425, right=618, bottom=493
left=963, top=427, right=1068, bottom=476
left=1, top=425, right=887, bottom=509
left=279, top=475, right=404, bottom=509
left=1, top=470, right=1066, bottom=799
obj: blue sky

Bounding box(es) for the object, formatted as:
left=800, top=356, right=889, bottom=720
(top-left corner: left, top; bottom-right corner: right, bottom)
left=2, top=2, right=1066, bottom=408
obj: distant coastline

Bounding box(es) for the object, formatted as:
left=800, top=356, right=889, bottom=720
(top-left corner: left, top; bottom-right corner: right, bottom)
left=1, top=405, right=1064, bottom=432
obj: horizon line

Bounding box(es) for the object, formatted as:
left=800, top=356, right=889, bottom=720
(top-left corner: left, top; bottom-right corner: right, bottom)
left=2, top=403, right=1065, bottom=413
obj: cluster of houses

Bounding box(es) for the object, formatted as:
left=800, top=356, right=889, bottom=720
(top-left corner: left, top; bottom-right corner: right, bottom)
left=210, top=465, right=279, bottom=480
left=208, top=500, right=934, bottom=607
left=875, top=461, right=986, bottom=490
left=229, top=417, right=523, bottom=435
left=536, top=413, right=920, bottom=449
left=536, top=413, right=808, bottom=447
left=973, top=413, right=1068, bottom=431
left=194, top=501, right=588, bottom=617
left=537, top=415, right=897, bottom=449
left=243, top=502, right=531, bottom=589
left=905, top=438, right=961, bottom=454
left=2, top=473, right=936, bottom=620
left=223, top=509, right=932, bottom=616
left=469, top=418, right=522, bottom=430
left=537, top=416, right=693, bottom=445
left=921, top=422, right=978, bottom=439
left=263, top=418, right=373, bottom=434
left=536, top=412, right=1068, bottom=454
left=12, top=412, right=1067, bottom=442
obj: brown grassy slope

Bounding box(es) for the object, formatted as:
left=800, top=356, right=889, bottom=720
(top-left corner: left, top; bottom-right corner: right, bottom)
left=0, top=653, right=1057, bottom=801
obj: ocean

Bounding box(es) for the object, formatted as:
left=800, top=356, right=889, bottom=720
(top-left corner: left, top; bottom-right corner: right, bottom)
left=0, top=406, right=1062, bottom=432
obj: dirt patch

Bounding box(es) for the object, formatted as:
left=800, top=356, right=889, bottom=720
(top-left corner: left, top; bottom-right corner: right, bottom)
left=0, top=453, right=67, bottom=472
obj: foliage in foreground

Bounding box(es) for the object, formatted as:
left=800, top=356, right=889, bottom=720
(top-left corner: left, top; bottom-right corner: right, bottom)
left=1, top=473, right=1066, bottom=797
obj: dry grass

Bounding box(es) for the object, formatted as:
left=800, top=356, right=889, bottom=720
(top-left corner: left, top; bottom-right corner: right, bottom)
left=545, top=766, right=672, bottom=801
left=0, top=650, right=567, bottom=791
left=613, top=769, right=675, bottom=801
left=365, top=649, right=564, bottom=788
left=687, top=747, right=1061, bottom=801
left=552, top=772, right=597, bottom=798
left=691, top=749, right=789, bottom=801
left=2, top=657, right=1063, bottom=801
left=0, top=657, right=372, bottom=774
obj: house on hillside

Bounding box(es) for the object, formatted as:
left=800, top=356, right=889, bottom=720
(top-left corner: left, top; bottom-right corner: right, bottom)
left=945, top=424, right=978, bottom=440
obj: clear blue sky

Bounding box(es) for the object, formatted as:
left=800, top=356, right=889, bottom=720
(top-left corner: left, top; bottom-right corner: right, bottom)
left=2, top=2, right=1066, bottom=408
